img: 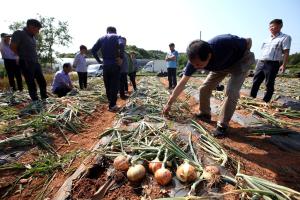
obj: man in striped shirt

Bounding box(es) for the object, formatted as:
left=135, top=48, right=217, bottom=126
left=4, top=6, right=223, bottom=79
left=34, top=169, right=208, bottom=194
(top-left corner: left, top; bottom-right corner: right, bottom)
left=250, top=19, right=292, bottom=103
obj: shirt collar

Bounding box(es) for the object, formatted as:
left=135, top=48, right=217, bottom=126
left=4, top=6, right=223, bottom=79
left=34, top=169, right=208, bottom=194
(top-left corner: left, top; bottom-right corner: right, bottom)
left=271, top=32, right=282, bottom=38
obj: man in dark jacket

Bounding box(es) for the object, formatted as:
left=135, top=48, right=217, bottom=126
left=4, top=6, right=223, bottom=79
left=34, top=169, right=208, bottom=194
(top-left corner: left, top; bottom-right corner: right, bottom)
left=92, top=26, right=125, bottom=112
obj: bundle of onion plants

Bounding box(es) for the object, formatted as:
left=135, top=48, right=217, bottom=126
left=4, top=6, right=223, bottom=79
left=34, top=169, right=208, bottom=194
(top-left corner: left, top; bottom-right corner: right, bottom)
left=275, top=108, right=300, bottom=119
left=235, top=164, right=300, bottom=200
left=55, top=103, right=86, bottom=135
left=253, top=110, right=300, bottom=128
left=250, top=127, right=296, bottom=135
left=0, top=130, right=55, bottom=154
left=159, top=131, right=224, bottom=196
left=190, top=120, right=228, bottom=167
left=0, top=105, right=19, bottom=120
left=0, top=150, right=84, bottom=198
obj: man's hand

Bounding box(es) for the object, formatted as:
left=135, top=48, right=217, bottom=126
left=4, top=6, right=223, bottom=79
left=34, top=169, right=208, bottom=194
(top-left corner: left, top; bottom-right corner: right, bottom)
left=163, top=104, right=171, bottom=116
left=116, top=57, right=123, bottom=66
left=279, top=65, right=286, bottom=73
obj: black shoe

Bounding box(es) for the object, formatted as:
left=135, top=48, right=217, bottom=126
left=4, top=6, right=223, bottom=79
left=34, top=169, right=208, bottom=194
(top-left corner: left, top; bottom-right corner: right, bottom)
left=212, top=125, right=228, bottom=137
left=195, top=113, right=211, bottom=123
left=216, top=84, right=224, bottom=91
left=108, top=105, right=120, bottom=112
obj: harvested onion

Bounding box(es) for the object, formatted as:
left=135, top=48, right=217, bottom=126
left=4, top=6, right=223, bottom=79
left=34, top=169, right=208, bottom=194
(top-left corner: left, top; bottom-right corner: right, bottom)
left=113, top=155, right=130, bottom=171
left=149, top=158, right=163, bottom=174
left=202, top=165, right=221, bottom=180
left=127, top=164, right=146, bottom=182
left=176, top=162, right=197, bottom=183
left=154, top=167, right=172, bottom=185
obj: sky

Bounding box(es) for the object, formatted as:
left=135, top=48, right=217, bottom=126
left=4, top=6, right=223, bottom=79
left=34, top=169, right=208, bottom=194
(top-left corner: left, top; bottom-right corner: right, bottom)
left=1, top=0, right=300, bottom=58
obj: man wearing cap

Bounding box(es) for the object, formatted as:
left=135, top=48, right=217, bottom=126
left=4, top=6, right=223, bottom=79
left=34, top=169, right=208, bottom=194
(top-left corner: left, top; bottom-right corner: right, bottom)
left=10, top=19, right=48, bottom=101
left=250, top=19, right=292, bottom=103
left=0, top=33, right=23, bottom=91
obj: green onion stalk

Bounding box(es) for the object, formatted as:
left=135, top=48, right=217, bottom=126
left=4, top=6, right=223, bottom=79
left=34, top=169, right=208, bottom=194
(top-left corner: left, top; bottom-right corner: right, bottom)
left=191, top=120, right=228, bottom=167
left=235, top=163, right=300, bottom=200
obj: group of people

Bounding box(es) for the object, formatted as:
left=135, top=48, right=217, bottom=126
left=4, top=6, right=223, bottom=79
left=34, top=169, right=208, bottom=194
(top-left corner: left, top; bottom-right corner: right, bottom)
left=0, top=18, right=291, bottom=138
left=163, top=18, right=291, bottom=137
left=51, top=27, right=139, bottom=106
left=0, top=21, right=139, bottom=108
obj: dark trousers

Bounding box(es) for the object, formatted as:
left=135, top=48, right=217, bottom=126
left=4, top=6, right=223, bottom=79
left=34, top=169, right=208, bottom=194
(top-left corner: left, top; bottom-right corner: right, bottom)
left=167, top=68, right=177, bottom=88
left=77, top=72, right=87, bottom=89
left=128, top=72, right=137, bottom=91
left=19, top=60, right=47, bottom=101
left=4, top=59, right=23, bottom=91
left=53, top=87, right=71, bottom=97
left=103, top=64, right=120, bottom=108
left=120, top=72, right=128, bottom=97
left=250, top=60, right=280, bottom=102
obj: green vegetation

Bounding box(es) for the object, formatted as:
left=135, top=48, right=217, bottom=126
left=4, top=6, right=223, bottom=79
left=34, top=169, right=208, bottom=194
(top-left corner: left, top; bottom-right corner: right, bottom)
left=288, top=52, right=300, bottom=65
left=126, top=45, right=165, bottom=59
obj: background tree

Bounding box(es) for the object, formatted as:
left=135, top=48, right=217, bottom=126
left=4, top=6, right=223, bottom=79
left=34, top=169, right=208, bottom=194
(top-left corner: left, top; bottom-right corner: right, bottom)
left=9, top=14, right=72, bottom=68
left=178, top=53, right=188, bottom=70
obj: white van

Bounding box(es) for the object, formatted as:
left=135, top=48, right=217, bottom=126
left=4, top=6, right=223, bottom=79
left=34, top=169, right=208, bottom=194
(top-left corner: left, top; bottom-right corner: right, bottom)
left=142, top=60, right=167, bottom=73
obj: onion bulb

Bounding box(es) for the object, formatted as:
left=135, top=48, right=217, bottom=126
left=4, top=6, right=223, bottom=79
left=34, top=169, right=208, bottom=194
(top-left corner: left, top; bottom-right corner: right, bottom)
left=176, top=162, right=197, bottom=183
left=202, top=165, right=221, bottom=180
left=127, top=164, right=146, bottom=182
left=149, top=158, right=162, bottom=174
left=113, top=155, right=130, bottom=171
left=154, top=167, right=172, bottom=185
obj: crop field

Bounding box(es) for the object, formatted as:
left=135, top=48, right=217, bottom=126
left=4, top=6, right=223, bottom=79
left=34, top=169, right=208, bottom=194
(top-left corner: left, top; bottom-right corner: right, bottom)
left=0, top=76, right=299, bottom=200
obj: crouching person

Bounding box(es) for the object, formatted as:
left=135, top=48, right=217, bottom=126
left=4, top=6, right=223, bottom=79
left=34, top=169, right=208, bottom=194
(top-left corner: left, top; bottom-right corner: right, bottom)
left=52, top=63, right=73, bottom=97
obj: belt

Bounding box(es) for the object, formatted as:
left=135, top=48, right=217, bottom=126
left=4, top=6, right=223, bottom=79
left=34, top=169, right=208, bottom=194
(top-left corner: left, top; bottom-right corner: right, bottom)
left=260, top=60, right=280, bottom=63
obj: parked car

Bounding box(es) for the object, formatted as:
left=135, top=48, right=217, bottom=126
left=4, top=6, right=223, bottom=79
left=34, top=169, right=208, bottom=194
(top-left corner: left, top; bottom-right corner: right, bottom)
left=87, top=64, right=103, bottom=77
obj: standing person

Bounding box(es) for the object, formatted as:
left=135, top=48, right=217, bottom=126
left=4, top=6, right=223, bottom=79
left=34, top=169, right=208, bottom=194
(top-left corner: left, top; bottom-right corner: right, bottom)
left=163, top=34, right=255, bottom=137
left=52, top=63, right=73, bottom=97
left=73, top=45, right=88, bottom=89
left=165, top=43, right=179, bottom=89
left=250, top=19, right=292, bottom=103
left=92, top=26, right=125, bottom=112
left=128, top=52, right=138, bottom=91
left=10, top=19, right=48, bottom=101
left=0, top=33, right=23, bottom=92
left=119, top=37, right=129, bottom=100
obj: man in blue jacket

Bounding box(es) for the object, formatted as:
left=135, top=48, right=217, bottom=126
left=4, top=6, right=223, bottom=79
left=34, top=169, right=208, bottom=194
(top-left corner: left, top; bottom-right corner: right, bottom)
left=163, top=34, right=255, bottom=137
left=92, top=26, right=125, bottom=112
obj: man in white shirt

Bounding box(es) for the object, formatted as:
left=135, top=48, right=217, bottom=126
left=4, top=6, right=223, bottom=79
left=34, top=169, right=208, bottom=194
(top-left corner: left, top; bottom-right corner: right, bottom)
left=52, top=63, right=73, bottom=97
left=73, top=45, right=87, bottom=89
left=0, top=33, right=23, bottom=91
left=250, top=19, right=292, bottom=103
